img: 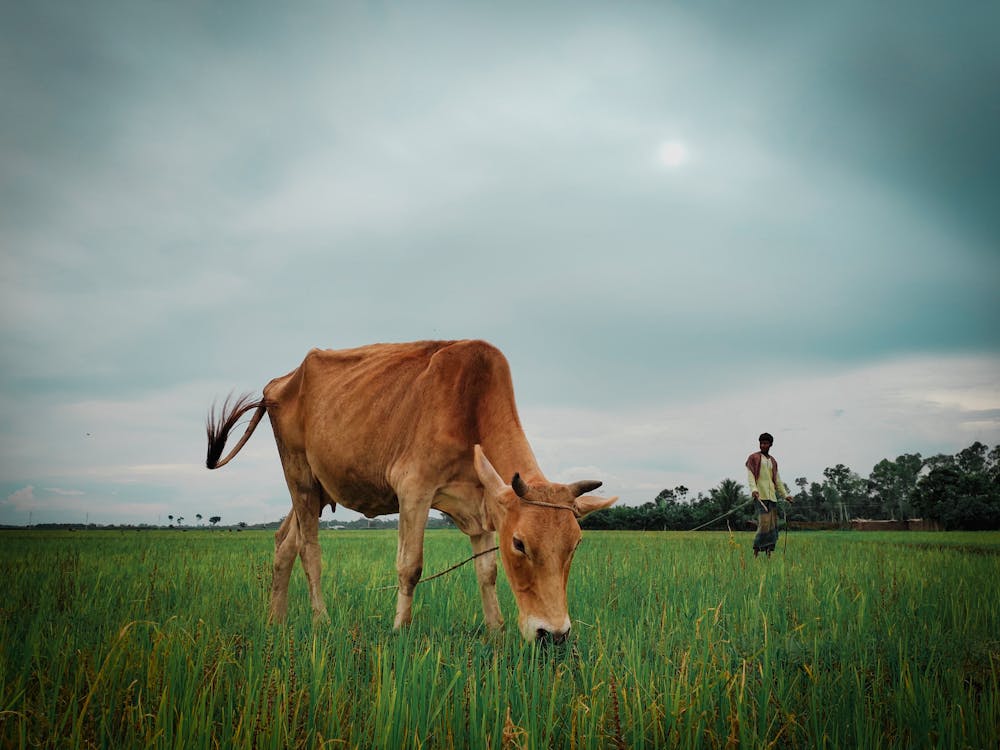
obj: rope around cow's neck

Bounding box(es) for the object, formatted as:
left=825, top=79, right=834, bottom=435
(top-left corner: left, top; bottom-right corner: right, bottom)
left=517, top=498, right=582, bottom=516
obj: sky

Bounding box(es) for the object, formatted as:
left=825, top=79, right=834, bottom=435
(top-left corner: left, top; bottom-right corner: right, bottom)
left=2, top=0, right=998, bottom=526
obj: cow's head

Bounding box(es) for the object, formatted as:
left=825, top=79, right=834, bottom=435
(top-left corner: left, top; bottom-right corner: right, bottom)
left=473, top=445, right=617, bottom=643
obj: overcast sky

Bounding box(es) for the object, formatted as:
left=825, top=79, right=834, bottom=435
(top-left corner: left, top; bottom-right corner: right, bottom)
left=2, top=1, right=998, bottom=526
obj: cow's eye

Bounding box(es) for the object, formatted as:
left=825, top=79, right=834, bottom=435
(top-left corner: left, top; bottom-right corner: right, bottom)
left=512, top=537, right=526, bottom=555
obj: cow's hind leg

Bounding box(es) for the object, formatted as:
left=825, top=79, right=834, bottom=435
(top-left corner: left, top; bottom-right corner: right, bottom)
left=274, top=510, right=294, bottom=552
left=273, top=443, right=329, bottom=623
left=270, top=511, right=300, bottom=623
left=471, top=531, right=504, bottom=630
left=393, top=483, right=434, bottom=629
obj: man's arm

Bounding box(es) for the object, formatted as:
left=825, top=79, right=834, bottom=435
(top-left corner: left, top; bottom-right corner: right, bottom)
left=747, top=467, right=761, bottom=500
left=774, top=467, right=794, bottom=502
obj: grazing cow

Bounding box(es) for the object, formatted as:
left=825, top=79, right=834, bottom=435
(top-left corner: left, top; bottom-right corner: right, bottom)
left=205, top=340, right=616, bottom=642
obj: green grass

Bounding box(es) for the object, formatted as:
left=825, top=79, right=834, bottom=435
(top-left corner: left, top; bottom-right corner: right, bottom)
left=1, top=529, right=998, bottom=748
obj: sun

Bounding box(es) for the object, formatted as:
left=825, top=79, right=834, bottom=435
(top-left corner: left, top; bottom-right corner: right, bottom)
left=657, top=140, right=689, bottom=168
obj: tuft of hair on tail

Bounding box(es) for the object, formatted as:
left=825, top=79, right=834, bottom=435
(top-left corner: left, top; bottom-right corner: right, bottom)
left=205, top=392, right=266, bottom=469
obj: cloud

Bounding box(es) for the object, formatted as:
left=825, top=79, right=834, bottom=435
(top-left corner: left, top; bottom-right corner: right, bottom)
left=5, top=486, right=35, bottom=510
left=3, top=2, right=997, bottom=411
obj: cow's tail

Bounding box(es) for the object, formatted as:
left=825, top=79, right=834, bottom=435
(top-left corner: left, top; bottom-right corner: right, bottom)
left=206, top=392, right=269, bottom=469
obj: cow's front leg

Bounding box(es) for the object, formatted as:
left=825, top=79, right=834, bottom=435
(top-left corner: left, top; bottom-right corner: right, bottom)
left=393, top=492, right=432, bottom=629
left=471, top=531, right=503, bottom=630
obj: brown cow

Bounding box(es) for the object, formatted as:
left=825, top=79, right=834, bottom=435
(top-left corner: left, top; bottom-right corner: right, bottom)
left=205, top=340, right=616, bottom=642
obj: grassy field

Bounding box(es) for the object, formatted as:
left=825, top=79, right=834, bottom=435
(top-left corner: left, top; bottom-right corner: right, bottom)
left=1, top=528, right=998, bottom=749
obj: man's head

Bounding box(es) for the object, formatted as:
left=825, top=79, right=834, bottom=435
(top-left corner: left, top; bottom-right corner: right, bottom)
left=758, top=432, right=773, bottom=455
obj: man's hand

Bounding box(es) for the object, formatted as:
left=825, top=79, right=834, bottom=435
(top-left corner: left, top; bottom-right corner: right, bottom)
left=752, top=491, right=760, bottom=500
left=785, top=495, right=794, bottom=503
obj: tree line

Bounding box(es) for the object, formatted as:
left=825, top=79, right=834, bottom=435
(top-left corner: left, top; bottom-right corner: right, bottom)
left=580, top=441, right=1000, bottom=532
left=12, top=443, right=996, bottom=532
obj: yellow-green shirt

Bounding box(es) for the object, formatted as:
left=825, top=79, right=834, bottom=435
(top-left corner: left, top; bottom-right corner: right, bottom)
left=747, top=455, right=788, bottom=501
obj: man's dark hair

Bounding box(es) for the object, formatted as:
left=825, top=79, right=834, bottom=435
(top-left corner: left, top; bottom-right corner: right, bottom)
left=758, top=432, right=774, bottom=443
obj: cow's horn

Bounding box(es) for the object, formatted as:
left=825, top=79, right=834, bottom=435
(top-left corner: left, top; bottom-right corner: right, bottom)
left=511, top=473, right=529, bottom=498
left=570, top=480, right=603, bottom=497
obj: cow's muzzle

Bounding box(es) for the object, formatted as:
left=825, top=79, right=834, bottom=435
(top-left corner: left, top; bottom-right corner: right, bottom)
left=535, top=626, right=571, bottom=645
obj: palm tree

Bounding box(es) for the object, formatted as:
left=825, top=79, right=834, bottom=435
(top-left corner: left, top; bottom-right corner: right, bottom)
left=711, top=478, right=746, bottom=513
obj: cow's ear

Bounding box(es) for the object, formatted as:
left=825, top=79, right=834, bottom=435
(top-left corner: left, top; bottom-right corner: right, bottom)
left=473, top=445, right=504, bottom=495
left=574, top=494, right=618, bottom=519
left=474, top=445, right=509, bottom=530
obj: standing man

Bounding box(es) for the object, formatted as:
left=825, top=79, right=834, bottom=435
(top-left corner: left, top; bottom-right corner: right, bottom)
left=746, top=432, right=794, bottom=557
